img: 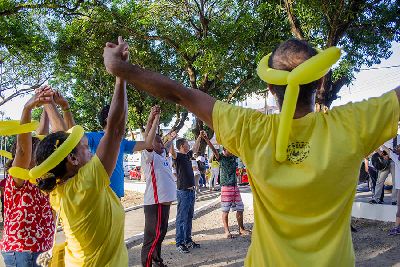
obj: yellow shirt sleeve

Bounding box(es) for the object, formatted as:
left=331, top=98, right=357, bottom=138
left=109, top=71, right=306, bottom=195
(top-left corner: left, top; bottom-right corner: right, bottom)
left=212, top=100, right=270, bottom=156
left=330, top=90, right=399, bottom=156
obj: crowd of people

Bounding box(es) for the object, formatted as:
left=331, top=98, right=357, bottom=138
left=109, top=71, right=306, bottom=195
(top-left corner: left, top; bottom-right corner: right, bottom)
left=0, top=36, right=398, bottom=267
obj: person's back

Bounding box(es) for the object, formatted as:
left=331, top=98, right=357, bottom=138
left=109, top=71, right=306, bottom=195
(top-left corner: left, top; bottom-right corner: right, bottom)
left=214, top=91, right=398, bottom=266
left=211, top=39, right=399, bottom=266
left=102, top=36, right=400, bottom=267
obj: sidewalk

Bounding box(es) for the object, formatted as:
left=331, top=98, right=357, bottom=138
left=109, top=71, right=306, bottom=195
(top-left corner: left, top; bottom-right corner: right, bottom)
left=124, top=188, right=222, bottom=245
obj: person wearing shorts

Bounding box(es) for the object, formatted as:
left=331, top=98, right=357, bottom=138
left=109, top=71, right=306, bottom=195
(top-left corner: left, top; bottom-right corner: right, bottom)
left=199, top=130, right=250, bottom=238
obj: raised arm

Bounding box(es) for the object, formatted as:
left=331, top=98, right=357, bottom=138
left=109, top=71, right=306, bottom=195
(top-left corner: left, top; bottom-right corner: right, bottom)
left=36, top=109, right=49, bottom=135
left=53, top=90, right=75, bottom=129
left=164, top=131, right=177, bottom=153
left=134, top=106, right=160, bottom=152
left=12, top=89, right=53, bottom=186
left=192, top=134, right=202, bottom=155
left=103, top=37, right=216, bottom=129
left=41, top=86, right=67, bottom=132
left=170, top=141, right=177, bottom=160
left=96, top=37, right=129, bottom=176
left=200, top=130, right=219, bottom=160
left=134, top=108, right=160, bottom=152
left=143, top=106, right=158, bottom=138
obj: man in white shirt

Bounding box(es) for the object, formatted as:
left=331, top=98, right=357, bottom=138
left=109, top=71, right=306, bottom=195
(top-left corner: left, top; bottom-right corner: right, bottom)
left=141, top=112, right=178, bottom=267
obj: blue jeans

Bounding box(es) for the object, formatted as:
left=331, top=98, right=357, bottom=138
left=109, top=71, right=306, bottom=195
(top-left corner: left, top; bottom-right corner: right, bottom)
left=175, top=189, right=195, bottom=246
left=199, top=173, right=206, bottom=187
left=1, top=251, right=41, bottom=267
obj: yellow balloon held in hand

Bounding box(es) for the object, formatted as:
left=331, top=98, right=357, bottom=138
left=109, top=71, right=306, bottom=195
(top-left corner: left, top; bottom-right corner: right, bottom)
left=257, top=47, right=341, bottom=162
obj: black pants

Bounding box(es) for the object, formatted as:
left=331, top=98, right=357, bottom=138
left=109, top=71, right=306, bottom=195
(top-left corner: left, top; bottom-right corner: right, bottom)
left=141, top=204, right=171, bottom=267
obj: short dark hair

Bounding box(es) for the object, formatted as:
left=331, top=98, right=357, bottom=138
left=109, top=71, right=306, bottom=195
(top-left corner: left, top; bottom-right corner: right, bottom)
left=176, top=138, right=187, bottom=150
left=98, top=105, right=110, bottom=129
left=268, top=38, right=319, bottom=107
left=35, top=131, right=78, bottom=192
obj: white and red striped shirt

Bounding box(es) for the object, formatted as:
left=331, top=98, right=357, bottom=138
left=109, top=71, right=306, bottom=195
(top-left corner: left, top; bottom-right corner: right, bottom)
left=142, top=150, right=177, bottom=205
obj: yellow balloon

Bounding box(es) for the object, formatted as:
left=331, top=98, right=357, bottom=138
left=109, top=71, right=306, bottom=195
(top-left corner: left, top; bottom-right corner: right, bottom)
left=0, top=120, right=21, bottom=127
left=29, top=125, right=84, bottom=179
left=8, top=167, right=37, bottom=184
left=0, top=121, right=39, bottom=136
left=276, top=83, right=300, bottom=162
left=0, top=150, right=12, bottom=159
left=257, top=54, right=289, bottom=86
left=8, top=167, right=30, bottom=180
left=257, top=46, right=341, bottom=162
left=288, top=47, right=341, bottom=84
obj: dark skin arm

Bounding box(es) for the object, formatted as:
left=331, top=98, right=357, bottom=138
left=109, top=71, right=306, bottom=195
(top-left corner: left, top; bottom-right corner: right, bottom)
left=200, top=130, right=220, bottom=160
left=103, top=37, right=216, bottom=129
left=163, top=131, right=177, bottom=152
left=96, top=37, right=129, bottom=176
left=53, top=90, right=76, bottom=129
left=135, top=105, right=160, bottom=152
left=35, top=109, right=49, bottom=135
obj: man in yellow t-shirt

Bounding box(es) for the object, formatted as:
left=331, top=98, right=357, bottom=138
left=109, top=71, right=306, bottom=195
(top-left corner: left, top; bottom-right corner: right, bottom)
left=103, top=37, right=400, bottom=266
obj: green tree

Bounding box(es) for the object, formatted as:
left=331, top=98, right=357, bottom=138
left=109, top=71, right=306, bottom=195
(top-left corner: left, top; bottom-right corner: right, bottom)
left=0, top=0, right=87, bottom=106
left=277, top=0, right=400, bottom=107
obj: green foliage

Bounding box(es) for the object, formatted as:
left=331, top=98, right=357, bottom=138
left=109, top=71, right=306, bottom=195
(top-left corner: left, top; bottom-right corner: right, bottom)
left=1, top=0, right=399, bottom=123
left=183, top=130, right=196, bottom=141
left=278, top=0, right=400, bottom=105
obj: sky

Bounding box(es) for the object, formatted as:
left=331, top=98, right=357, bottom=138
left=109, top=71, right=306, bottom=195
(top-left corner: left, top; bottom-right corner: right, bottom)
left=1, top=43, right=399, bottom=127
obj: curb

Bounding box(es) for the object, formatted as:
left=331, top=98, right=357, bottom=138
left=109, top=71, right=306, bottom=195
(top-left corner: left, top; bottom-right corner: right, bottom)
left=124, top=204, right=144, bottom=213
left=124, top=197, right=220, bottom=248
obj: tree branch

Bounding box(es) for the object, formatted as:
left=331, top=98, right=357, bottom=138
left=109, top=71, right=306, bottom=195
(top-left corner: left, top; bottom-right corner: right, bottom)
left=0, top=0, right=84, bottom=16
left=226, top=74, right=253, bottom=103
left=283, top=0, right=305, bottom=39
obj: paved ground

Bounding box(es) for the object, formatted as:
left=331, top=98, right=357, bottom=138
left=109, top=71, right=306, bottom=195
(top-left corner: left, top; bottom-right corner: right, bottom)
left=124, top=188, right=221, bottom=242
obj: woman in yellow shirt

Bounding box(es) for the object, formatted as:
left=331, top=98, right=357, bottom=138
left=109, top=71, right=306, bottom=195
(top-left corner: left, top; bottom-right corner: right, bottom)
left=34, top=37, right=130, bottom=266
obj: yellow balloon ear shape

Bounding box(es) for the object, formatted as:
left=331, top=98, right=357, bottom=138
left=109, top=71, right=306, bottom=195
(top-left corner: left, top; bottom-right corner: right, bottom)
left=257, top=47, right=341, bottom=162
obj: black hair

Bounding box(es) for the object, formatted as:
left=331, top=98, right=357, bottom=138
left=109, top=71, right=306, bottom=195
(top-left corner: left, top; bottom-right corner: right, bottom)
left=5, top=137, right=41, bottom=171
left=268, top=38, right=319, bottom=107
left=98, top=105, right=110, bottom=129
left=176, top=138, right=187, bottom=150
left=35, top=131, right=77, bottom=193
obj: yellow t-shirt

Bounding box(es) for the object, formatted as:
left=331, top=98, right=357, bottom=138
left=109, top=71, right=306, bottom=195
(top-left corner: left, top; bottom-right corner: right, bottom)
left=50, top=155, right=128, bottom=267
left=212, top=91, right=399, bottom=267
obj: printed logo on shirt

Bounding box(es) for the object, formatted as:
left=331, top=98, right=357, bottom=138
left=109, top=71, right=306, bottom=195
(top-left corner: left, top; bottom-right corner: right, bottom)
left=287, top=142, right=310, bottom=164
left=163, top=161, right=169, bottom=167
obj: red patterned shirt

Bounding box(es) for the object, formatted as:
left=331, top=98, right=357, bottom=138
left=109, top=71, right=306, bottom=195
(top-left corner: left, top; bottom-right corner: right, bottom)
left=0, top=175, right=54, bottom=252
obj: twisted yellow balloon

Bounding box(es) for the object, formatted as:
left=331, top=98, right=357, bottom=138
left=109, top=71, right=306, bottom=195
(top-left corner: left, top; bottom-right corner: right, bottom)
left=0, top=150, right=12, bottom=159
left=0, top=120, right=39, bottom=136
left=7, top=125, right=84, bottom=185
left=29, top=125, right=84, bottom=179
left=257, top=47, right=341, bottom=162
